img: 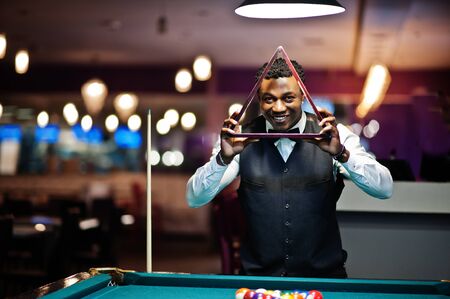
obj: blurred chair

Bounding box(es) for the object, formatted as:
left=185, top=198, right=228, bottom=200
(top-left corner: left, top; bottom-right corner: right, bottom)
left=212, top=188, right=246, bottom=275
left=0, top=214, right=13, bottom=298
left=47, top=195, right=86, bottom=218
left=378, top=159, right=416, bottom=181
left=420, top=152, right=450, bottom=182
left=0, top=214, right=13, bottom=264
left=3, top=197, right=33, bottom=217
left=1, top=214, right=59, bottom=297
left=63, top=197, right=119, bottom=273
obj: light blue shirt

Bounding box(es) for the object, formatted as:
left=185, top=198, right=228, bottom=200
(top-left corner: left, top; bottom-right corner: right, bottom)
left=186, top=112, right=393, bottom=208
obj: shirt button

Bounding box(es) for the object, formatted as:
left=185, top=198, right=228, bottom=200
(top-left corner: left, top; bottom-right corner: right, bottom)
left=285, top=255, right=290, bottom=260
left=284, top=221, right=290, bottom=226
left=285, top=203, right=290, bottom=209
left=283, top=167, right=289, bottom=173
left=281, top=271, right=287, bottom=277
left=285, top=238, right=290, bottom=244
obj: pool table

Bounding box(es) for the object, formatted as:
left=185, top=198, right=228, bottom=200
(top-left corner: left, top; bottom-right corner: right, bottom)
left=33, top=268, right=449, bottom=298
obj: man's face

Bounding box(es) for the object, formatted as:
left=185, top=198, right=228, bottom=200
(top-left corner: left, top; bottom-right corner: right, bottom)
left=259, top=76, right=303, bottom=131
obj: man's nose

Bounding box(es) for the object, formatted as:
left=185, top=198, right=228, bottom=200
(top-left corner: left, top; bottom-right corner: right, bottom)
left=272, top=99, right=286, bottom=112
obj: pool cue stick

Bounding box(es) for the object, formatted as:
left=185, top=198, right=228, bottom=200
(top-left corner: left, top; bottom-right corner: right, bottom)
left=146, top=110, right=152, bottom=272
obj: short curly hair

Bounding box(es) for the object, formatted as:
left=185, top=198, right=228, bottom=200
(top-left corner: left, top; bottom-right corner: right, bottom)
left=255, top=57, right=306, bottom=82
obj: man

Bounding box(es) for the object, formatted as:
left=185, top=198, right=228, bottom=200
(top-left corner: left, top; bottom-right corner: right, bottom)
left=186, top=58, right=393, bottom=278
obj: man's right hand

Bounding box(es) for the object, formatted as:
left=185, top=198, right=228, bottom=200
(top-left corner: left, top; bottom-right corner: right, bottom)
left=219, top=112, right=259, bottom=165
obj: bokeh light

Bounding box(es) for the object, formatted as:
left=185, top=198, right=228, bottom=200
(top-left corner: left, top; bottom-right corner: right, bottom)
left=37, top=111, right=49, bottom=128
left=156, top=118, right=171, bottom=135
left=181, top=112, right=196, bottom=131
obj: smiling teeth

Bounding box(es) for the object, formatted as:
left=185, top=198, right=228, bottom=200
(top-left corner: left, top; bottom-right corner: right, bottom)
left=274, top=116, right=286, bottom=121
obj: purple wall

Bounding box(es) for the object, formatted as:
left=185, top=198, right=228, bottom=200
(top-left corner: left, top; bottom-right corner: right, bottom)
left=1, top=64, right=449, bottom=179
left=350, top=94, right=450, bottom=178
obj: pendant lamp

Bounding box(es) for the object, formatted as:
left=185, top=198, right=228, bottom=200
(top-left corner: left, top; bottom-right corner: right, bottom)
left=235, top=0, right=345, bottom=19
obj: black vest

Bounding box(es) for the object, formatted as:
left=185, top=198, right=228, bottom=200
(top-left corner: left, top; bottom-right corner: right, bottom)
left=238, top=114, right=345, bottom=277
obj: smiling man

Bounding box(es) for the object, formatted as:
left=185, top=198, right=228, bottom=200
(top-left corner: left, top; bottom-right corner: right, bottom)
left=186, top=57, right=393, bottom=278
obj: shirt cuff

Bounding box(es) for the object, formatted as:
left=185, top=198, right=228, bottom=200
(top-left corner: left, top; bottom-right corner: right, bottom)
left=340, top=149, right=359, bottom=172
left=211, top=154, right=230, bottom=170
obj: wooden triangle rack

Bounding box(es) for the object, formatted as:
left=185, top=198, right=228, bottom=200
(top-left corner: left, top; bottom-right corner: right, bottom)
left=227, top=46, right=329, bottom=140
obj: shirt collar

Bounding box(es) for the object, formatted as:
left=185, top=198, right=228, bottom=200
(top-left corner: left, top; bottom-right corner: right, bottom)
left=265, top=111, right=307, bottom=133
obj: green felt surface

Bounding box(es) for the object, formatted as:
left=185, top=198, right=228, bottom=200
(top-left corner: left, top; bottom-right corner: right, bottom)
left=82, top=285, right=449, bottom=299
left=42, top=272, right=450, bottom=299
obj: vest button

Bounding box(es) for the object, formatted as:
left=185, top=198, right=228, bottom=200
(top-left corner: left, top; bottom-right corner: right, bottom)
left=285, top=255, right=290, bottom=260
left=285, top=238, right=290, bottom=244
left=283, top=167, right=289, bottom=173
left=281, top=271, right=287, bottom=276
left=284, top=221, right=290, bottom=226
left=285, top=203, right=290, bottom=209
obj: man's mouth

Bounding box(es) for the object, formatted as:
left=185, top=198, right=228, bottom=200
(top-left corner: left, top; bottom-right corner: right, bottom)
left=272, top=115, right=288, bottom=123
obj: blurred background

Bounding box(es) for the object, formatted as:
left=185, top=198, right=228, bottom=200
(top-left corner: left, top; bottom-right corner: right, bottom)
left=0, top=0, right=449, bottom=296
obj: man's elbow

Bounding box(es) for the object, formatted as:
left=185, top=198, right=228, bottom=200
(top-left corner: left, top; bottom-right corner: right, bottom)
left=186, top=191, right=209, bottom=208
left=377, top=188, right=392, bottom=200
left=186, top=193, right=200, bottom=208
left=375, top=179, right=394, bottom=200
left=187, top=198, right=202, bottom=208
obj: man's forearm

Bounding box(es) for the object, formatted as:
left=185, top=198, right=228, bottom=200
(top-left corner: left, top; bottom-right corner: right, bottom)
left=337, top=124, right=393, bottom=199
left=186, top=153, right=239, bottom=208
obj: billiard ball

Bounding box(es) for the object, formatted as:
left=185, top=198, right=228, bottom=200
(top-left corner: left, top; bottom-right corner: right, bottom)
left=306, top=290, right=323, bottom=299
left=292, top=293, right=307, bottom=299
left=252, top=293, right=266, bottom=299
left=271, top=290, right=282, bottom=298
left=236, top=288, right=250, bottom=299
left=243, top=290, right=256, bottom=299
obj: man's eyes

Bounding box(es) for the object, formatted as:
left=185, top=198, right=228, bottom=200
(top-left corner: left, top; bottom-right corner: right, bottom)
left=263, top=95, right=296, bottom=103
left=283, top=95, right=296, bottom=102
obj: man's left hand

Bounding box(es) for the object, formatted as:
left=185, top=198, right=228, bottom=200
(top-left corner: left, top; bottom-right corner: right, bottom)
left=310, top=108, right=348, bottom=162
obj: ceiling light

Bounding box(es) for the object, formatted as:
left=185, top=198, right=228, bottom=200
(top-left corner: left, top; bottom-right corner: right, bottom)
left=363, top=119, right=380, bottom=139
left=156, top=118, right=171, bottom=135
left=121, top=214, right=135, bottom=226
left=193, top=55, right=212, bottom=81
left=114, top=92, right=139, bottom=123
left=172, top=150, right=184, bottom=166
left=235, top=0, right=345, bottom=19
left=350, top=123, right=362, bottom=136
left=127, top=114, right=142, bottom=131
left=0, top=34, right=6, bottom=59
left=162, top=151, right=175, bottom=166
left=356, top=64, right=391, bottom=118
left=150, top=150, right=161, bottom=166
left=37, top=111, right=49, bottom=128
left=164, top=109, right=179, bottom=127
left=34, top=224, right=46, bottom=232
left=63, top=103, right=79, bottom=126
left=15, top=49, right=29, bottom=74
left=105, top=114, right=119, bottom=132
left=81, top=115, right=93, bottom=132
left=180, top=112, right=196, bottom=131
left=175, top=69, right=192, bottom=93
left=81, top=79, right=108, bottom=116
